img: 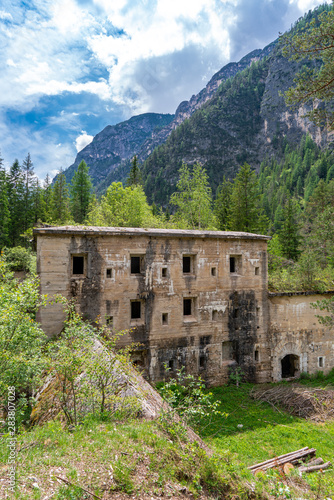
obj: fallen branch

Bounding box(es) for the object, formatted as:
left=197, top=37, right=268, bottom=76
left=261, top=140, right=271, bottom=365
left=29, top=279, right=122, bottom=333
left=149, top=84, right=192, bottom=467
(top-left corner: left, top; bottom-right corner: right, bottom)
left=299, top=461, right=332, bottom=473
left=55, top=476, right=102, bottom=500
left=249, top=447, right=316, bottom=473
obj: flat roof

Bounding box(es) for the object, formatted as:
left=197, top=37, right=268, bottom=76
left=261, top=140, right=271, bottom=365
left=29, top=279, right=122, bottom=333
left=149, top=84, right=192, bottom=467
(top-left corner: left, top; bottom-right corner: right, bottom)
left=33, top=225, right=270, bottom=241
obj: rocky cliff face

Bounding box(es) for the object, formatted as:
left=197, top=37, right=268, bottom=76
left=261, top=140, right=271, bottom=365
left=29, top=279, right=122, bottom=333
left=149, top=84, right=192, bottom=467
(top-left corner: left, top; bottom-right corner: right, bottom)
left=64, top=113, right=174, bottom=186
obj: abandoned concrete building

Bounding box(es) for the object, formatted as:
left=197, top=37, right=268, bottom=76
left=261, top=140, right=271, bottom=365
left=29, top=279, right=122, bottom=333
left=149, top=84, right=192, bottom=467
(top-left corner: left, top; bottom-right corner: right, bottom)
left=34, top=226, right=334, bottom=386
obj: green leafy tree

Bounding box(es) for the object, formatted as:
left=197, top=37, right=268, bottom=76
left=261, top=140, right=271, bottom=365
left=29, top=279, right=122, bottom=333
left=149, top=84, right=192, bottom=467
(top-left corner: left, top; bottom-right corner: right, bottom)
left=0, top=257, right=47, bottom=410
left=282, top=4, right=334, bottom=129
left=50, top=169, right=71, bottom=224
left=229, top=163, right=269, bottom=233
left=170, top=163, right=217, bottom=230
left=126, top=155, right=142, bottom=187
left=87, top=182, right=160, bottom=228
left=70, top=160, right=93, bottom=223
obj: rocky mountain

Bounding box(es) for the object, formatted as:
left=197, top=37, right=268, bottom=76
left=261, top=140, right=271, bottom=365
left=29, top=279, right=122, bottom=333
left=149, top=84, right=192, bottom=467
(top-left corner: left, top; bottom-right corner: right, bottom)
left=64, top=5, right=332, bottom=203
left=63, top=113, right=174, bottom=187
left=65, top=42, right=276, bottom=192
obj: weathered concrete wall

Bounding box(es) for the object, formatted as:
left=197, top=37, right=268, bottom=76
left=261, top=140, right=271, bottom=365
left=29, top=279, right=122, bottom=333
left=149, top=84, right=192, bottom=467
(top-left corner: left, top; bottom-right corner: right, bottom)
left=35, top=226, right=334, bottom=385
left=35, top=226, right=270, bottom=385
left=269, top=293, right=334, bottom=381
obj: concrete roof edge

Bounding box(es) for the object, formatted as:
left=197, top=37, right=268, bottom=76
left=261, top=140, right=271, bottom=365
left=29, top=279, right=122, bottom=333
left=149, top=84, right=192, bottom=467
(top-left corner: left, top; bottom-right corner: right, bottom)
left=33, top=225, right=271, bottom=240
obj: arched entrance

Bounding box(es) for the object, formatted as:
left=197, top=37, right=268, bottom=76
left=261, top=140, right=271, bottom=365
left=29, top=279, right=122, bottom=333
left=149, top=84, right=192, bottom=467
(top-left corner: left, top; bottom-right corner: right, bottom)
left=281, top=354, right=300, bottom=379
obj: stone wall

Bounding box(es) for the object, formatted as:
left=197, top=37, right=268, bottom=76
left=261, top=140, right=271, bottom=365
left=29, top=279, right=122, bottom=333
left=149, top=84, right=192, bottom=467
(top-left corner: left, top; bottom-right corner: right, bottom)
left=268, top=293, right=334, bottom=381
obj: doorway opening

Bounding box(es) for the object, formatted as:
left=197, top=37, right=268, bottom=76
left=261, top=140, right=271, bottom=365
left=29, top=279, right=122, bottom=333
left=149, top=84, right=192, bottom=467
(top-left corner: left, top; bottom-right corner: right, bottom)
left=281, top=354, right=299, bottom=379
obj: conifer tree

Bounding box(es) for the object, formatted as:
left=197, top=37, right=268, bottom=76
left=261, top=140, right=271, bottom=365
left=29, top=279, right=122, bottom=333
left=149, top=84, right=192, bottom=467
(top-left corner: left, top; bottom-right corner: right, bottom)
left=228, top=163, right=269, bottom=233
left=8, top=160, right=25, bottom=246
left=214, top=177, right=232, bottom=230
left=22, top=153, right=35, bottom=231
left=126, top=155, right=142, bottom=187
left=0, top=153, right=10, bottom=248
left=70, top=160, right=92, bottom=223
left=43, top=173, right=53, bottom=222
left=278, top=197, right=302, bottom=261
left=50, top=169, right=71, bottom=224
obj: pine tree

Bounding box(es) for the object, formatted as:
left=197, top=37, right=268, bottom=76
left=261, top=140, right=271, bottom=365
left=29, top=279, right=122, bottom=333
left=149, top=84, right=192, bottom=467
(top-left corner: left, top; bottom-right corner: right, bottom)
left=43, top=173, right=53, bottom=222
left=22, top=153, right=35, bottom=231
left=70, top=160, right=92, bottom=223
left=8, top=160, right=25, bottom=246
left=214, top=177, right=232, bottom=230
left=0, top=153, right=10, bottom=248
left=229, top=163, right=269, bottom=233
left=126, top=156, right=142, bottom=187
left=50, top=169, right=71, bottom=224
left=278, top=197, right=302, bottom=260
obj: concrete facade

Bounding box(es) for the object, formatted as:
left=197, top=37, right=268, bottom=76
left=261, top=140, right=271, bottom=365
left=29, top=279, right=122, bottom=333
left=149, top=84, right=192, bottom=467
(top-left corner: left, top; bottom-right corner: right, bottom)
left=34, top=226, right=334, bottom=385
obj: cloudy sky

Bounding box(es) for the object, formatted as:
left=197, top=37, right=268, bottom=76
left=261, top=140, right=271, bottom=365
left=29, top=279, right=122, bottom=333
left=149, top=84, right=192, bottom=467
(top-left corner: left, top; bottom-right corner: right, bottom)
left=0, top=0, right=329, bottom=179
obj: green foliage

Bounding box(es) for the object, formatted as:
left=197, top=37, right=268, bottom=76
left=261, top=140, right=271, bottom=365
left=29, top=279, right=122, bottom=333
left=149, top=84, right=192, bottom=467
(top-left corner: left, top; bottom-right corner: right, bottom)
left=126, top=155, right=142, bottom=187
left=213, top=177, right=232, bottom=230
left=2, top=246, right=36, bottom=273
left=86, top=181, right=164, bottom=228
left=169, top=163, right=217, bottom=229
left=278, top=197, right=302, bottom=260
left=157, top=367, right=224, bottom=437
left=228, top=163, right=269, bottom=233
left=281, top=3, right=334, bottom=129
left=311, top=296, right=334, bottom=328
left=70, top=160, right=93, bottom=224
left=50, top=169, right=71, bottom=224
left=0, top=257, right=47, bottom=410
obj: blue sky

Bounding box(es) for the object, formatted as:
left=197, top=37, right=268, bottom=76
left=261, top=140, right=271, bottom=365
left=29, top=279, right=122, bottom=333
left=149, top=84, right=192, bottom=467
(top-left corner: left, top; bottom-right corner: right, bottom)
left=0, top=0, right=329, bottom=179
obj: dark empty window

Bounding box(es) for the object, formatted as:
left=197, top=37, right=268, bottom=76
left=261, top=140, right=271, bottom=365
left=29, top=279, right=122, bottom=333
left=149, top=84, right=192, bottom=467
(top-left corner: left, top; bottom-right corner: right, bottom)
left=230, top=257, right=235, bottom=273
left=162, top=313, right=168, bottom=325
left=106, top=268, right=112, bottom=278
left=131, top=256, right=141, bottom=274
left=199, top=355, right=205, bottom=368
left=106, top=315, right=113, bottom=326
left=168, top=359, right=174, bottom=370
left=254, top=350, right=259, bottom=362
left=131, top=301, right=141, bottom=319
left=233, top=308, right=239, bottom=319
left=183, top=298, right=192, bottom=316
left=319, top=356, right=324, bottom=368
left=183, top=256, right=191, bottom=273
left=255, top=267, right=260, bottom=275
left=212, top=310, right=218, bottom=321
left=162, top=267, right=167, bottom=278
left=211, top=267, right=217, bottom=276
left=72, top=256, right=84, bottom=275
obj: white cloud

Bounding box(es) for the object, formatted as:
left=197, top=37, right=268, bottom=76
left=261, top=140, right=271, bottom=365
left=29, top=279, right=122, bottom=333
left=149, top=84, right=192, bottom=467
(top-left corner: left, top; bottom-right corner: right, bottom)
left=75, top=131, right=94, bottom=152
left=0, top=10, right=13, bottom=21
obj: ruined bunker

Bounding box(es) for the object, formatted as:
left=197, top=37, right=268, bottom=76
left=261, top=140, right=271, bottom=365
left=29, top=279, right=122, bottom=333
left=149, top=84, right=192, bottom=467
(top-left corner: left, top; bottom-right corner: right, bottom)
left=34, top=226, right=334, bottom=385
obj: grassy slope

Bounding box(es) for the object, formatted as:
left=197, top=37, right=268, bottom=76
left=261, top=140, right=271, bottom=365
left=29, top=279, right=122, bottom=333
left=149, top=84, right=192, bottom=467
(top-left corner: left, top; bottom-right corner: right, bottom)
left=1, top=377, right=334, bottom=499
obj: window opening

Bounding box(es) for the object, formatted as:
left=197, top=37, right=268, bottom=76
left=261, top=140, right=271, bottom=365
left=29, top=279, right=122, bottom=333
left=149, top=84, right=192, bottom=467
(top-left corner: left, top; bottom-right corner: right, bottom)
left=199, top=355, right=205, bottom=368
left=131, top=301, right=141, bottom=319
left=183, top=298, right=192, bottom=316
left=106, top=268, right=112, bottom=278
left=211, top=267, right=217, bottom=276
left=131, top=256, right=141, bottom=274
left=222, top=341, right=233, bottom=361
left=255, top=267, right=260, bottom=275
left=183, top=256, right=191, bottom=273
left=162, top=313, right=169, bottom=325
left=168, top=359, right=174, bottom=370
left=318, top=356, right=324, bottom=368
left=212, top=310, right=218, bottom=321
left=106, top=316, right=113, bottom=326
left=230, top=257, right=235, bottom=273
left=72, top=255, right=84, bottom=275
left=162, top=267, right=167, bottom=278
left=254, top=350, right=259, bottom=362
